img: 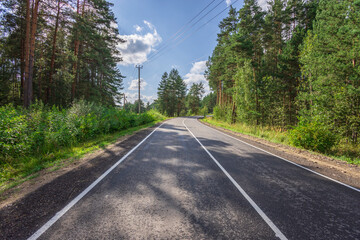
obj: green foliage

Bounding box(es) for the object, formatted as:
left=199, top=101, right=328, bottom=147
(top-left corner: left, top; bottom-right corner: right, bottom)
left=186, top=83, right=205, bottom=115
left=299, top=0, right=360, bottom=143
left=201, top=106, right=208, bottom=118
left=213, top=106, right=225, bottom=121
left=289, top=117, right=337, bottom=153
left=205, top=0, right=360, bottom=159
left=157, top=69, right=186, bottom=117
left=0, top=101, right=163, bottom=165
left=201, top=92, right=216, bottom=113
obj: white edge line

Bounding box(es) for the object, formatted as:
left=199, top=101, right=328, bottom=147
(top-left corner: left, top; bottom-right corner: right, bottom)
left=183, top=119, right=288, bottom=240
left=198, top=119, right=360, bottom=193
left=28, top=122, right=166, bottom=240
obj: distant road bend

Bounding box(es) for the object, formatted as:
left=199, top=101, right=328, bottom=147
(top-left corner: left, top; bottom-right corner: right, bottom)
left=29, top=117, right=360, bottom=240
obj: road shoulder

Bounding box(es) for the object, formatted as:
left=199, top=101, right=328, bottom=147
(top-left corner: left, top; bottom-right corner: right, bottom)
left=199, top=119, right=360, bottom=190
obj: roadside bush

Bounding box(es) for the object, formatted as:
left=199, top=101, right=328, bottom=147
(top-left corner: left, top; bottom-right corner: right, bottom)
left=201, top=106, right=208, bottom=118
left=213, top=106, right=225, bottom=120
left=147, top=109, right=167, bottom=121
left=0, top=105, right=31, bottom=158
left=289, top=117, right=337, bottom=153
left=0, top=101, right=164, bottom=165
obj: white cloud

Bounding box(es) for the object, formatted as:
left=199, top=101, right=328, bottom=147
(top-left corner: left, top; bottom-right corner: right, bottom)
left=226, top=0, right=231, bottom=6
left=183, top=61, right=211, bottom=96
left=128, top=78, right=147, bottom=90
left=134, top=25, right=143, bottom=32
left=143, top=20, right=154, bottom=30
left=118, top=20, right=162, bottom=65
left=142, top=95, right=157, bottom=103
left=123, top=92, right=156, bottom=104
left=258, top=0, right=269, bottom=10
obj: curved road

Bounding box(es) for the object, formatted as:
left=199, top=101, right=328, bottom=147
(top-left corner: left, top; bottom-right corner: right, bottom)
left=30, top=118, right=360, bottom=239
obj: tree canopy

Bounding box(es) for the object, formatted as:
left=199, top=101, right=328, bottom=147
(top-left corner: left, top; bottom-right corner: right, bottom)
left=206, top=0, right=360, bottom=144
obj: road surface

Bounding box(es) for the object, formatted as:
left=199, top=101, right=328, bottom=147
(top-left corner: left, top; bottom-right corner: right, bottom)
left=29, top=117, right=360, bottom=239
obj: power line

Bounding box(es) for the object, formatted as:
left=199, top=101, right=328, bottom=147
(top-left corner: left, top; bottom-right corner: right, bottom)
left=146, top=1, right=240, bottom=64
left=176, top=0, right=240, bottom=46
left=148, top=0, right=219, bottom=58
left=145, top=0, right=224, bottom=63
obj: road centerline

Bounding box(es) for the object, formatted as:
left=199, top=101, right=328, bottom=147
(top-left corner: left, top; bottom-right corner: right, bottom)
left=182, top=119, right=288, bottom=240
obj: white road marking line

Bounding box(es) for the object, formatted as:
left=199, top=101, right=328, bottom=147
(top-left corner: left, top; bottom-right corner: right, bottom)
left=28, top=122, right=166, bottom=240
left=183, top=119, right=288, bottom=240
left=198, top=119, right=360, bottom=193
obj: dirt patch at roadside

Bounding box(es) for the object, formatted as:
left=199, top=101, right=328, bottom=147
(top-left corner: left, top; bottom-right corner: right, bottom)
left=200, top=120, right=360, bottom=190
left=0, top=122, right=162, bottom=240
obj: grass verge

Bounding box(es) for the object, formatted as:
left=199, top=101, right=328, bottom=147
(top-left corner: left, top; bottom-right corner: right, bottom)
left=0, top=120, right=162, bottom=194
left=201, top=117, right=360, bottom=166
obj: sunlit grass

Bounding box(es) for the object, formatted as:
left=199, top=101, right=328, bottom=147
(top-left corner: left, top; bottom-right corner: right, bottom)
left=202, top=117, right=289, bottom=144
left=201, top=117, right=360, bottom=166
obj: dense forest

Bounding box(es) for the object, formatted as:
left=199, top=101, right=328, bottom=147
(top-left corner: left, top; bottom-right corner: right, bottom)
left=206, top=0, right=360, bottom=149
left=0, top=0, right=124, bottom=107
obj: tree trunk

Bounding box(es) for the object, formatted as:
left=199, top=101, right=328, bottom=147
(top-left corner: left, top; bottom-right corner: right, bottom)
left=24, top=0, right=40, bottom=108
left=23, top=0, right=31, bottom=108
left=38, top=49, right=44, bottom=101
left=72, top=0, right=81, bottom=101
left=72, top=0, right=85, bottom=101
left=20, top=16, right=25, bottom=102
left=253, top=67, right=259, bottom=125
left=48, top=0, right=61, bottom=104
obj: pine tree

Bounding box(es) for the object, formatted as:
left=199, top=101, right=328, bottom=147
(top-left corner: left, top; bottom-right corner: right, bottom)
left=156, top=69, right=186, bottom=117
left=157, top=72, right=169, bottom=114
left=186, top=83, right=205, bottom=115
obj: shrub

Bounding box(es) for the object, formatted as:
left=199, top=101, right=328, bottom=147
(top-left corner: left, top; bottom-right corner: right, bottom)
left=201, top=106, right=208, bottom=118
left=213, top=106, right=225, bottom=120
left=0, top=101, right=164, bottom=164
left=289, top=117, right=337, bottom=153
left=0, top=104, right=31, bottom=158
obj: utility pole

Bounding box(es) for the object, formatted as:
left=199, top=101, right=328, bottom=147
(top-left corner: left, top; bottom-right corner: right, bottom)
left=123, top=93, right=126, bottom=110
left=135, top=65, right=143, bottom=114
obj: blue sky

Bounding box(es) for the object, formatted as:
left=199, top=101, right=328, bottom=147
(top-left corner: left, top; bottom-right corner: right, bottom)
left=109, top=0, right=268, bottom=103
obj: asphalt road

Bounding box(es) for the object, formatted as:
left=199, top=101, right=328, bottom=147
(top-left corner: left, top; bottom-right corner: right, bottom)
left=29, top=117, right=360, bottom=240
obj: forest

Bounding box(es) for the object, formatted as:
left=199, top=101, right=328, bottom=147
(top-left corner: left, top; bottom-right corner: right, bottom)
left=0, top=0, right=167, bottom=187
left=0, top=0, right=123, bottom=107
left=205, top=0, right=360, bottom=154
left=156, top=68, right=216, bottom=117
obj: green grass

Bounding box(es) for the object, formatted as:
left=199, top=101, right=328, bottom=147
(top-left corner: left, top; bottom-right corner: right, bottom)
left=0, top=120, right=162, bottom=194
left=202, top=117, right=289, bottom=144
left=201, top=117, right=360, bottom=166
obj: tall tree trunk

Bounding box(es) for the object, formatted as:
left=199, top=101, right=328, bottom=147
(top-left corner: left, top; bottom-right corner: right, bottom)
left=253, top=67, right=259, bottom=125
left=48, top=0, right=61, bottom=104
left=23, top=0, right=31, bottom=107
left=20, top=17, right=25, bottom=102
left=24, top=0, right=40, bottom=108
left=38, top=49, right=44, bottom=102
left=72, top=0, right=85, bottom=101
